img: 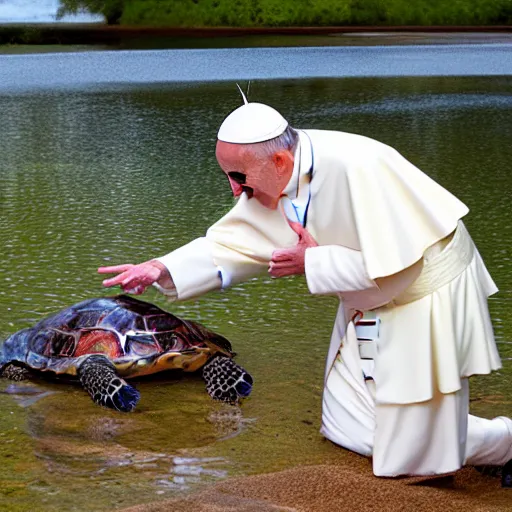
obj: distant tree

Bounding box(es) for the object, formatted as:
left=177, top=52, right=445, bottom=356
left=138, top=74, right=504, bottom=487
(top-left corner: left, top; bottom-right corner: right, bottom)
left=57, top=0, right=125, bottom=24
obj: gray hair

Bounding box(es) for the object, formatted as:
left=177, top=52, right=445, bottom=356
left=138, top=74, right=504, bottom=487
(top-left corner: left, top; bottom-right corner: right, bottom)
left=244, top=126, right=299, bottom=159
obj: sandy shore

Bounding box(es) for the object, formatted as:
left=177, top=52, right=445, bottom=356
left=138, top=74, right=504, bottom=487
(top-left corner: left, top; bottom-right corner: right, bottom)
left=120, top=457, right=510, bottom=512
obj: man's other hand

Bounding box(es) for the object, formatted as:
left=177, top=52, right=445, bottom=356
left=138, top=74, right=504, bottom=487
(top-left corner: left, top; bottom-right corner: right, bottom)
left=98, top=260, right=174, bottom=295
left=269, top=221, right=318, bottom=278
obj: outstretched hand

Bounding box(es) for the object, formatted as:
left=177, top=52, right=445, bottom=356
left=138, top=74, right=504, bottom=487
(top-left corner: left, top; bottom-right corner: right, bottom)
left=269, top=221, right=318, bottom=278
left=98, top=260, right=173, bottom=295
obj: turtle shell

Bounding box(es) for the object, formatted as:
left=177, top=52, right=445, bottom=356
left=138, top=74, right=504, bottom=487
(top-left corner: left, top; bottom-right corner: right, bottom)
left=2, top=295, right=233, bottom=378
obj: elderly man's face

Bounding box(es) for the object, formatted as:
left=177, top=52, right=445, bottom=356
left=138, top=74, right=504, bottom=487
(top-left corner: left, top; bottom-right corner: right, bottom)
left=216, top=140, right=294, bottom=210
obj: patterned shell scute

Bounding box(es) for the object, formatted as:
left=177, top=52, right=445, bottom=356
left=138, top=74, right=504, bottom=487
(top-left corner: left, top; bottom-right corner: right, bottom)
left=145, top=314, right=183, bottom=333
left=114, top=295, right=164, bottom=316
left=24, top=295, right=221, bottom=361
left=99, top=306, right=143, bottom=333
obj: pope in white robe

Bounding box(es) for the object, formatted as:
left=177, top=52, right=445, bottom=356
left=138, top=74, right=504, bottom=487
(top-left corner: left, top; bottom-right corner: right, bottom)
left=99, top=99, right=512, bottom=478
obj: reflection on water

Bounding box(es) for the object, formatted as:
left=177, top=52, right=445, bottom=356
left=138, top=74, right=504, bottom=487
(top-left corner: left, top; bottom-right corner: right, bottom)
left=0, top=77, right=511, bottom=510
left=1, top=382, right=57, bottom=407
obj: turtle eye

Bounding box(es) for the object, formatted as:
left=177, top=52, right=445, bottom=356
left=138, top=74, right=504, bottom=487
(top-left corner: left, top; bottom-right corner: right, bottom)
left=228, top=172, right=246, bottom=185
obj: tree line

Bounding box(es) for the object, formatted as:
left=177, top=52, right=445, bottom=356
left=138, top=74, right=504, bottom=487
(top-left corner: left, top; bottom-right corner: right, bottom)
left=58, top=0, right=512, bottom=26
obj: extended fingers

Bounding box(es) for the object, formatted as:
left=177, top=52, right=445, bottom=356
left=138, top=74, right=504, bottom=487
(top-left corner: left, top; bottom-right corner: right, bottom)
left=121, top=273, right=144, bottom=288
left=100, top=261, right=159, bottom=287
left=103, top=271, right=147, bottom=294
left=123, top=285, right=146, bottom=295
left=102, top=271, right=132, bottom=287
left=98, top=264, right=134, bottom=274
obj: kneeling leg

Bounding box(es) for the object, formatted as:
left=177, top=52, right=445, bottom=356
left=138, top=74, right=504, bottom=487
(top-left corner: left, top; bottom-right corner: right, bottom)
left=468, top=414, right=512, bottom=487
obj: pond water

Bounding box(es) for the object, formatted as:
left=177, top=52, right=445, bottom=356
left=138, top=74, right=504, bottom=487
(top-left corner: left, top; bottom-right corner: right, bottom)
left=0, top=54, right=511, bottom=510
left=1, top=44, right=511, bottom=91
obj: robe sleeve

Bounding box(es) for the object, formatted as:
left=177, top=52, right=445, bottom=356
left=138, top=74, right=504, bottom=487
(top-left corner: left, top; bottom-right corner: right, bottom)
left=304, top=245, right=424, bottom=311
left=305, top=245, right=377, bottom=295
left=153, top=193, right=298, bottom=301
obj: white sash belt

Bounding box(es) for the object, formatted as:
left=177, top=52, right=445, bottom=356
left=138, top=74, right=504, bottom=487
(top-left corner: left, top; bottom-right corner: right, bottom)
left=392, top=221, right=473, bottom=306
left=356, top=221, right=473, bottom=364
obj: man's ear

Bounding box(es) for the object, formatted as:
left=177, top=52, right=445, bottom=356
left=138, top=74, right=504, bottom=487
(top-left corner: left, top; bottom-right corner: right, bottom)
left=272, top=150, right=294, bottom=177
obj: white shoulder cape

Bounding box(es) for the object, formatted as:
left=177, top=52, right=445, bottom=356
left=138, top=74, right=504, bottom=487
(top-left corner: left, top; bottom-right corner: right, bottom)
left=305, top=130, right=469, bottom=279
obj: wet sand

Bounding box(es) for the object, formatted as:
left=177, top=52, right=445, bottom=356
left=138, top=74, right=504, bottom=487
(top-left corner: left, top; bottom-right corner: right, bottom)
left=120, top=453, right=510, bottom=512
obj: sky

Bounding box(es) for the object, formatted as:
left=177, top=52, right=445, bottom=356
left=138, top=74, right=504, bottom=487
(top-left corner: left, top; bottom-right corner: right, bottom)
left=0, top=0, right=103, bottom=23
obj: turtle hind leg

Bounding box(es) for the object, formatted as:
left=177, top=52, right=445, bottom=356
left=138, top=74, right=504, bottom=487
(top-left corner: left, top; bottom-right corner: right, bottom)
left=1, top=364, right=31, bottom=381
left=202, top=356, right=253, bottom=403
left=78, top=355, right=140, bottom=412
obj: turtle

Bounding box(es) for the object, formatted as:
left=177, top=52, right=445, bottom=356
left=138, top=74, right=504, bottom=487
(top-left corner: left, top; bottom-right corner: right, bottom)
left=0, top=295, right=253, bottom=412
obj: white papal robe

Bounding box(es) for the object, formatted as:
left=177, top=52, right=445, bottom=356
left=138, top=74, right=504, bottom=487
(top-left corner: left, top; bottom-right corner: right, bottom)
left=154, top=129, right=511, bottom=476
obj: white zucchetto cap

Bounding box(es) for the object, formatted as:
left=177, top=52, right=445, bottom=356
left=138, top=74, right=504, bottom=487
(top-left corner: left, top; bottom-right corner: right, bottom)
left=217, top=102, right=289, bottom=144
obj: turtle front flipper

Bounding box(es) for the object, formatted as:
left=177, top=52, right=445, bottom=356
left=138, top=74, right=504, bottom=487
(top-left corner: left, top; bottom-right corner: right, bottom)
left=78, top=355, right=140, bottom=412
left=1, top=364, right=32, bottom=381
left=202, top=356, right=253, bottom=403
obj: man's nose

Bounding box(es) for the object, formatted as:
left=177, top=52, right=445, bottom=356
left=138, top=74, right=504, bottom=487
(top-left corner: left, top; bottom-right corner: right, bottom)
left=228, top=177, right=244, bottom=197
left=227, top=172, right=246, bottom=197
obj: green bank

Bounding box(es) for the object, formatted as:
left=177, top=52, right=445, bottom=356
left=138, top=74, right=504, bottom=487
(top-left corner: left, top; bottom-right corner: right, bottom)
left=57, top=0, right=512, bottom=26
